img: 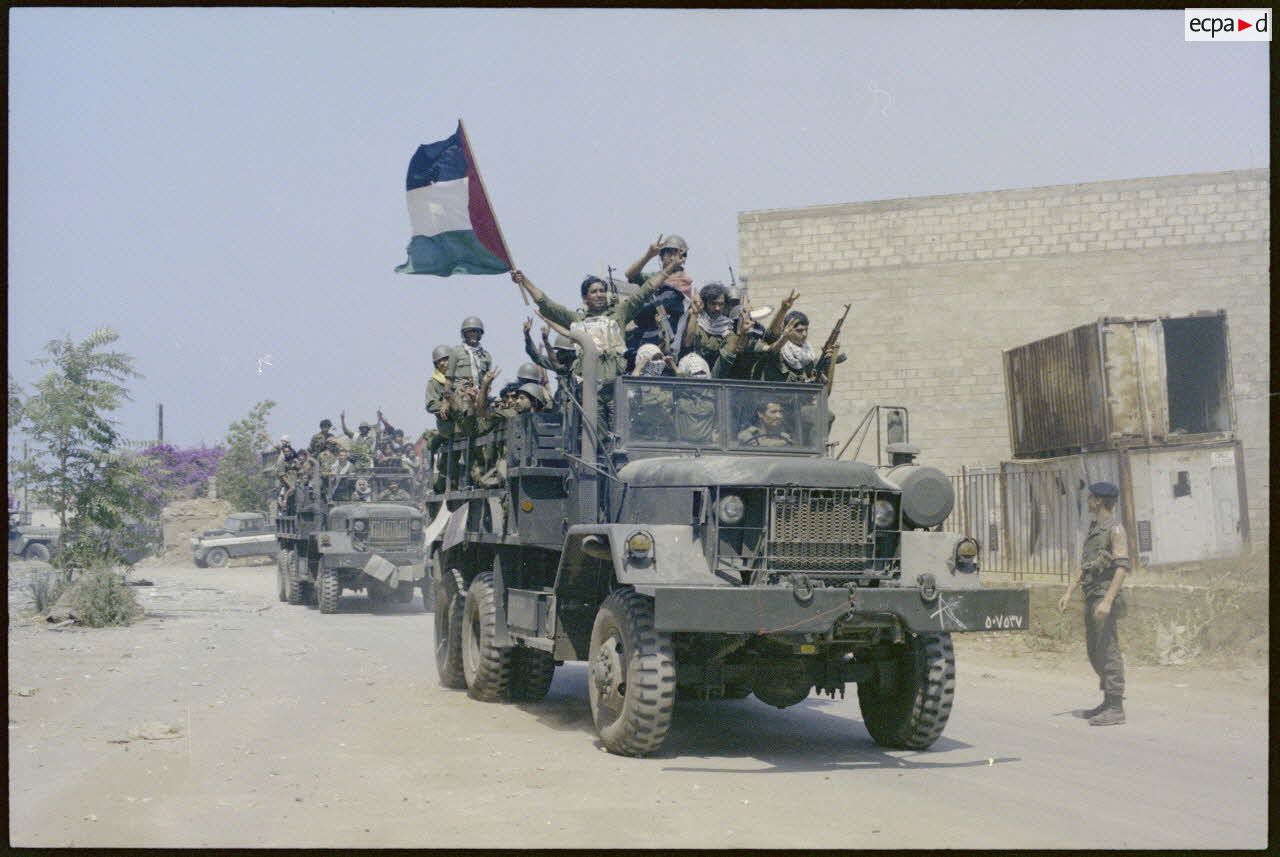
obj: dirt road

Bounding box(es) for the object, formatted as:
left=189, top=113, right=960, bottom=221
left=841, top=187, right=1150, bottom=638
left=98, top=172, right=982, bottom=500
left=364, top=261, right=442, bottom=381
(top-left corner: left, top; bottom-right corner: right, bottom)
left=7, top=560, right=1268, bottom=848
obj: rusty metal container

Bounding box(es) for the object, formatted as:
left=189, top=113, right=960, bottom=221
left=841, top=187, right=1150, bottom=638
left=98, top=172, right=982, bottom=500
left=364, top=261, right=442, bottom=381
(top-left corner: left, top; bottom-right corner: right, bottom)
left=1003, top=311, right=1235, bottom=459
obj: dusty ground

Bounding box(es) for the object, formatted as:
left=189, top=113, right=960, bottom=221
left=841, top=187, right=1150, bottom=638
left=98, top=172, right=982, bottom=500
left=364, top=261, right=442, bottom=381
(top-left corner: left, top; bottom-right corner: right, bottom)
left=6, top=558, right=1268, bottom=848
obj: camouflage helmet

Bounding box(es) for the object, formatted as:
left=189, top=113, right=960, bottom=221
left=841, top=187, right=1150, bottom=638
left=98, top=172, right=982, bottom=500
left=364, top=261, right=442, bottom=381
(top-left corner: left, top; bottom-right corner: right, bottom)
left=460, top=316, right=485, bottom=333
left=658, top=234, right=688, bottom=254
left=431, top=344, right=452, bottom=363
left=516, top=362, right=543, bottom=383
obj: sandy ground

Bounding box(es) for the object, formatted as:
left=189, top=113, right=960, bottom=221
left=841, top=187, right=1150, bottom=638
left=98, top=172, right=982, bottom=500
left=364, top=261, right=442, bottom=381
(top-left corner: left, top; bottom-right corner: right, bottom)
left=6, top=558, right=1268, bottom=848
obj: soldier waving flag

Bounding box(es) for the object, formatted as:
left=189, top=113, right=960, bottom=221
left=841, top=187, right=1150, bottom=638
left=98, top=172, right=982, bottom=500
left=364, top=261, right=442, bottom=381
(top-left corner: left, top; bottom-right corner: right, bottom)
left=395, top=120, right=514, bottom=277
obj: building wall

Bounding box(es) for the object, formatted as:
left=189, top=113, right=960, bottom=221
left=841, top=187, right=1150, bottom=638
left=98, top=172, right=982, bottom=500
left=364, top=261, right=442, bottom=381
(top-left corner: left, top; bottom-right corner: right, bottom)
left=738, top=168, right=1270, bottom=538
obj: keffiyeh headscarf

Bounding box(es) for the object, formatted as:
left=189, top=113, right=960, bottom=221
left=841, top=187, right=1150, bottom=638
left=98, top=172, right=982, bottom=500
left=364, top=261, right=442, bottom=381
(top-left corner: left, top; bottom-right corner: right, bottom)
left=696, top=311, right=735, bottom=338
left=635, top=343, right=666, bottom=376
left=677, top=353, right=711, bottom=378
left=663, top=271, right=694, bottom=299
left=779, top=339, right=817, bottom=373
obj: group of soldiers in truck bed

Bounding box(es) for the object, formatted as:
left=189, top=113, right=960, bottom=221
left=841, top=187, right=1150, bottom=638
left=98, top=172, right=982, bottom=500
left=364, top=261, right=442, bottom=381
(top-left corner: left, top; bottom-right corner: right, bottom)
left=421, top=233, right=848, bottom=487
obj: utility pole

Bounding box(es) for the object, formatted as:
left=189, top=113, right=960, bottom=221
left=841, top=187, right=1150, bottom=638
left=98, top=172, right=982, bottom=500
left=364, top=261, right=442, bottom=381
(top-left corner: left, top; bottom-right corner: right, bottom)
left=157, top=403, right=164, bottom=444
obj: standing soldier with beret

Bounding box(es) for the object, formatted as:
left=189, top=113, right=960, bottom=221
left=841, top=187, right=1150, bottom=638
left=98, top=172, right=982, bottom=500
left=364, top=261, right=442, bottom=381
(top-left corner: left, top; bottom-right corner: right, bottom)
left=1058, top=481, right=1131, bottom=726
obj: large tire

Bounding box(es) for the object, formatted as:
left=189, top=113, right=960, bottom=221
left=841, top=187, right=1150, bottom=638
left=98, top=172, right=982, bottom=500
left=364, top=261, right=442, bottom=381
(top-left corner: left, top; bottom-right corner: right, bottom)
left=588, top=588, right=676, bottom=757
left=367, top=581, right=390, bottom=611
left=857, top=632, right=955, bottom=750
left=23, top=543, right=52, bottom=563
left=275, top=550, right=288, bottom=602
left=461, top=572, right=513, bottom=701
left=205, top=547, right=229, bottom=568
left=284, top=550, right=304, bottom=605
left=434, top=576, right=467, bottom=689
left=317, top=559, right=340, bottom=614
left=509, top=648, right=556, bottom=703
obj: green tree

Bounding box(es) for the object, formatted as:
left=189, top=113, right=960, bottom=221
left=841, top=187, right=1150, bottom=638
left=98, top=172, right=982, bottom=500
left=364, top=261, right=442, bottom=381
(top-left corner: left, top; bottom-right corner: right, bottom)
left=17, top=328, right=146, bottom=569
left=215, top=400, right=277, bottom=514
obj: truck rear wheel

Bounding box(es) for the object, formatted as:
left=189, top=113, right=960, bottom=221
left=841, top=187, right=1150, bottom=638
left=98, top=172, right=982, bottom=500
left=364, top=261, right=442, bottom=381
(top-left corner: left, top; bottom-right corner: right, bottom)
left=434, top=576, right=467, bottom=689
left=461, top=572, right=512, bottom=702
left=284, top=550, right=304, bottom=605
left=588, top=588, right=676, bottom=757
left=23, top=543, right=52, bottom=563
left=317, top=560, right=340, bottom=614
left=509, top=648, right=556, bottom=703
left=857, top=632, right=955, bottom=750
left=205, top=547, right=229, bottom=568
left=393, top=581, right=416, bottom=604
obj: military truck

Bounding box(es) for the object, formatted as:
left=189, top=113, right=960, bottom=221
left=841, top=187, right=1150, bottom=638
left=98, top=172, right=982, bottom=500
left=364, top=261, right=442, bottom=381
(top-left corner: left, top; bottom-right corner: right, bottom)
left=8, top=511, right=60, bottom=563
left=275, top=463, right=428, bottom=613
left=425, top=334, right=1029, bottom=756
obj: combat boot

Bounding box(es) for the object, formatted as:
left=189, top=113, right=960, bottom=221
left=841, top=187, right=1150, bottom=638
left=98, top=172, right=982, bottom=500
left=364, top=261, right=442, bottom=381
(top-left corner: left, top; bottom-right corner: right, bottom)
left=1082, top=698, right=1108, bottom=719
left=1089, top=695, right=1125, bottom=726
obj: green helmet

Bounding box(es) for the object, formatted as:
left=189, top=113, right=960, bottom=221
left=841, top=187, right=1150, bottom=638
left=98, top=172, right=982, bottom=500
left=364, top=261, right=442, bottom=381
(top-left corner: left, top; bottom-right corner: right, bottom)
left=516, top=363, right=543, bottom=383
left=658, top=234, right=688, bottom=254
left=553, top=334, right=576, bottom=351
left=432, top=344, right=452, bottom=363
left=461, top=316, right=485, bottom=333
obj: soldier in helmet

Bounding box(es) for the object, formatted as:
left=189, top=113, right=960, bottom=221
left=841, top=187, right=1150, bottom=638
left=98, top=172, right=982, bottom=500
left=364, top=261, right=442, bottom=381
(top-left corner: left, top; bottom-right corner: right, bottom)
left=339, top=411, right=376, bottom=468
left=515, top=360, right=551, bottom=409
left=623, top=234, right=694, bottom=359
left=446, top=317, right=492, bottom=388
left=1058, top=481, right=1131, bottom=726
left=308, top=419, right=335, bottom=456
left=424, top=343, right=456, bottom=485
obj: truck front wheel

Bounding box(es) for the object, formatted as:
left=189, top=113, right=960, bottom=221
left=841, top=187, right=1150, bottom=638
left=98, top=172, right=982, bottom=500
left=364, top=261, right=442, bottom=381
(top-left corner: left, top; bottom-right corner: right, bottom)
left=284, top=550, right=304, bottom=605
left=588, top=588, right=676, bottom=757
left=317, top=559, right=340, bottom=614
left=23, top=543, right=52, bottom=563
left=857, top=632, right=955, bottom=750
left=461, top=572, right=512, bottom=701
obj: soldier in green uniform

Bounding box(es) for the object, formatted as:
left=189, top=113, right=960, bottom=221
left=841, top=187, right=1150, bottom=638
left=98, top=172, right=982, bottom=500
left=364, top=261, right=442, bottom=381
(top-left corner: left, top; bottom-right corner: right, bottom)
left=308, top=420, right=335, bottom=456
left=445, top=317, right=492, bottom=388
left=673, top=353, right=719, bottom=444
left=680, top=282, right=736, bottom=370
left=736, top=400, right=794, bottom=447
left=1058, top=481, right=1131, bottom=726
left=379, top=478, right=414, bottom=503
left=340, top=412, right=376, bottom=469
left=424, top=344, right=455, bottom=489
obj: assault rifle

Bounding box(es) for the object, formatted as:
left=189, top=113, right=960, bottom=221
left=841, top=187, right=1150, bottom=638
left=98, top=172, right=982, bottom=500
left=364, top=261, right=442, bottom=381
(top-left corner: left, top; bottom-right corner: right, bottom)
left=822, top=303, right=852, bottom=394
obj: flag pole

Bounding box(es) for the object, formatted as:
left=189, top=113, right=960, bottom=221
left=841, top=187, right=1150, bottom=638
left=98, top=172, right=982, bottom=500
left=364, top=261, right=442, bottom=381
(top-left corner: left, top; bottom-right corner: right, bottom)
left=458, top=118, right=527, bottom=305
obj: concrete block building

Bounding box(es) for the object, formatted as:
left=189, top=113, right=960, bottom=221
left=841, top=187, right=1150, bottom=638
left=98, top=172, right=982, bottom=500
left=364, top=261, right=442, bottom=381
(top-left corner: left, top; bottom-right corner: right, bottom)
left=738, top=168, right=1269, bottom=539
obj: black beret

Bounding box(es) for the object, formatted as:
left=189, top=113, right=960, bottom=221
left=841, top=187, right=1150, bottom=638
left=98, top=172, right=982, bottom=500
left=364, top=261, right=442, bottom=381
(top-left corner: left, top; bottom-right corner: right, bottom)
left=1088, top=481, right=1120, bottom=498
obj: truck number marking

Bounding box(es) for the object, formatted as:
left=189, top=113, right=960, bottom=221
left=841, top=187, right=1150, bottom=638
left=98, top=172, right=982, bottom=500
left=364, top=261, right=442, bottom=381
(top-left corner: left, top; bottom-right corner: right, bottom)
left=984, top=615, right=1024, bottom=630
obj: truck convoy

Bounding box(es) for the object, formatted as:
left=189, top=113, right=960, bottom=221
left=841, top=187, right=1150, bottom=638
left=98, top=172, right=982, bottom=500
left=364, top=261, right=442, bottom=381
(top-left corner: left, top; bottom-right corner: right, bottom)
left=424, top=333, right=1029, bottom=756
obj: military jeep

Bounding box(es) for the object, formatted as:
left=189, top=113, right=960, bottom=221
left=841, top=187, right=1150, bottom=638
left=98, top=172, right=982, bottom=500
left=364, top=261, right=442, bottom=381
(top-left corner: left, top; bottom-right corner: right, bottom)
left=191, top=512, right=277, bottom=567
left=425, top=334, right=1029, bottom=756
left=8, top=515, right=60, bottom=563
left=275, top=463, right=427, bottom=614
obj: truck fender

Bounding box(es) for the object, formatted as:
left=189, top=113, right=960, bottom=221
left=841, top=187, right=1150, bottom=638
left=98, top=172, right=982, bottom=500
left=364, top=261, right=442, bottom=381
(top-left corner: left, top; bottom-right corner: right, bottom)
left=554, top=523, right=720, bottom=597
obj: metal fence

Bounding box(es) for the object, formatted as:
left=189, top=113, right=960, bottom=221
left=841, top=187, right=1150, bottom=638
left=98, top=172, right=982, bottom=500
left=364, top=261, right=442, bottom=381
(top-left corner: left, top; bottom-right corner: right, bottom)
left=943, top=466, right=1079, bottom=581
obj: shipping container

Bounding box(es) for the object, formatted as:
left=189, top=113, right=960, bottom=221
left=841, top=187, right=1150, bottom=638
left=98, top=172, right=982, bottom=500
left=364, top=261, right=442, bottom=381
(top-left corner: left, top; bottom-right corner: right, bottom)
left=1003, top=311, right=1235, bottom=459
left=1000, top=439, right=1248, bottom=569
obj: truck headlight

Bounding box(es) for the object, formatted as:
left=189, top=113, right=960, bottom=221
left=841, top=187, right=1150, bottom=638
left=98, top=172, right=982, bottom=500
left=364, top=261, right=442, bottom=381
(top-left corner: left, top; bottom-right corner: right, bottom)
left=409, top=519, right=423, bottom=532
left=955, top=537, right=980, bottom=572
left=625, top=531, right=654, bottom=564
left=718, top=494, right=745, bottom=525
left=873, top=500, right=896, bottom=528
left=352, top=520, right=367, bottom=532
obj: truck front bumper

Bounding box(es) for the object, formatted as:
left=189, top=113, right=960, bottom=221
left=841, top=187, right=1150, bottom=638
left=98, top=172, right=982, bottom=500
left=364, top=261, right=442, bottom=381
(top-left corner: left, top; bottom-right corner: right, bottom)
left=645, top=584, right=1029, bottom=635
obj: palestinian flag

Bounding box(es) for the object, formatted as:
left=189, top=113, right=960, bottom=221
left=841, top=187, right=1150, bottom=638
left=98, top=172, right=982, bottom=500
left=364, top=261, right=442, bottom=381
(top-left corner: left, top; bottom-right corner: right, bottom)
left=395, top=122, right=513, bottom=276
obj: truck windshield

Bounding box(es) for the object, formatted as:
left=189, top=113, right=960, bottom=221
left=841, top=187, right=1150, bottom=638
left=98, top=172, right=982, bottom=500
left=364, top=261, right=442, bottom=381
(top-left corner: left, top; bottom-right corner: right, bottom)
left=617, top=377, right=825, bottom=454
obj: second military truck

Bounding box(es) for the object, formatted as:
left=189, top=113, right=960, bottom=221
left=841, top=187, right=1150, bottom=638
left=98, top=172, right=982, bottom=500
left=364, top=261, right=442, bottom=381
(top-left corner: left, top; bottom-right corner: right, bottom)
left=425, top=334, right=1029, bottom=756
left=275, top=464, right=428, bottom=613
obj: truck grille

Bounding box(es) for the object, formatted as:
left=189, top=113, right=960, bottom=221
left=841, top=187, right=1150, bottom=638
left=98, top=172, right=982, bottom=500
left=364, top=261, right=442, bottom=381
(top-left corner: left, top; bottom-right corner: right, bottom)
left=768, top=487, right=874, bottom=571
left=369, top=519, right=411, bottom=547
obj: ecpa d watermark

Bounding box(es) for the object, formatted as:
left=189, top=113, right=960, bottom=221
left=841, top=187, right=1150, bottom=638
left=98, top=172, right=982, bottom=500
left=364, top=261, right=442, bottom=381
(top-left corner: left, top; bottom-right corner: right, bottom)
left=1185, top=8, right=1271, bottom=40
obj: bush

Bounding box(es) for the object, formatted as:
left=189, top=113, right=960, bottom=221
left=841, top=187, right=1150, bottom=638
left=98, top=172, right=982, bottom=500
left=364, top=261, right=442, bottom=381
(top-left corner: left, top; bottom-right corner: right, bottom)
left=68, top=569, right=143, bottom=627
left=27, top=570, right=68, bottom=614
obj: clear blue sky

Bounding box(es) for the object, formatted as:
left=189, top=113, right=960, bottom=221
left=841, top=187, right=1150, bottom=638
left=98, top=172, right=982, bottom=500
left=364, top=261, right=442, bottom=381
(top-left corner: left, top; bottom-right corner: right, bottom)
left=8, top=8, right=1269, bottom=450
